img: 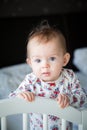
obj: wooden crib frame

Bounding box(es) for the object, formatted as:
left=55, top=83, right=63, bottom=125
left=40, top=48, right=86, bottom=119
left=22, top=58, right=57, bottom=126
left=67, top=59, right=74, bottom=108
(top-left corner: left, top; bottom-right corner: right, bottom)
left=0, top=97, right=87, bottom=130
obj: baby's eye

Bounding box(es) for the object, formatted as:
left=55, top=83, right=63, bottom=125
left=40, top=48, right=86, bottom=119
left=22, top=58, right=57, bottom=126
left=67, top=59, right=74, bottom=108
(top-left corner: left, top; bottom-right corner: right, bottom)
left=35, top=59, right=41, bottom=63
left=49, top=57, right=56, bottom=61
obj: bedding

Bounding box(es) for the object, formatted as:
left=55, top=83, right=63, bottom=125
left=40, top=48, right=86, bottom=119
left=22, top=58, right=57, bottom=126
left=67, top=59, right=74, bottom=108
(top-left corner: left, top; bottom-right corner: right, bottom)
left=0, top=63, right=32, bottom=99
left=73, top=47, right=87, bottom=92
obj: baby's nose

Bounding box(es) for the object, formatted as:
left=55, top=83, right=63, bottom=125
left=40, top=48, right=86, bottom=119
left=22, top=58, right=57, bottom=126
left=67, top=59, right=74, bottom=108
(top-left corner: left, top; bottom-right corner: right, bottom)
left=42, top=61, right=50, bottom=68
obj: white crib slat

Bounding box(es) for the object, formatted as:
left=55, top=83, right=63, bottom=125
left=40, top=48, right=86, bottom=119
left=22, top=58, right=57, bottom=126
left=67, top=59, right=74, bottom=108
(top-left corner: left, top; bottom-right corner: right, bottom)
left=78, top=124, right=82, bottom=130
left=43, top=114, right=48, bottom=130
left=23, top=113, right=28, bottom=130
left=1, top=117, right=7, bottom=130
left=61, top=119, right=67, bottom=130
left=81, top=109, right=87, bottom=130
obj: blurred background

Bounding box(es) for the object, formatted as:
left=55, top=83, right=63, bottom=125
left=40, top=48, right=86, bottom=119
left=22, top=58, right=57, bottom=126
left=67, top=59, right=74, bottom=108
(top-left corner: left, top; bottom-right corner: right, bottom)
left=0, top=0, right=87, bottom=70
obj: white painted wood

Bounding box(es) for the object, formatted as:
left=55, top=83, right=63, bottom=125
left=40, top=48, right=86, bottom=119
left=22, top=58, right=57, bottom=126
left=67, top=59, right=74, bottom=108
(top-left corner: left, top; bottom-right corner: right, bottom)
left=43, top=114, right=48, bottom=130
left=78, top=124, right=83, bottom=130
left=23, top=113, right=28, bottom=130
left=82, top=109, right=87, bottom=130
left=0, top=97, right=82, bottom=124
left=61, top=119, right=67, bottom=130
left=0, top=97, right=87, bottom=130
left=1, top=117, right=7, bottom=130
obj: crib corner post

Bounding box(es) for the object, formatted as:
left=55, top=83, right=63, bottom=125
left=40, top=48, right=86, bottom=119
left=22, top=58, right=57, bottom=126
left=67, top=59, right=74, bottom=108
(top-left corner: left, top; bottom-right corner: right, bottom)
left=1, top=117, right=7, bottom=130
left=81, top=109, right=87, bottom=130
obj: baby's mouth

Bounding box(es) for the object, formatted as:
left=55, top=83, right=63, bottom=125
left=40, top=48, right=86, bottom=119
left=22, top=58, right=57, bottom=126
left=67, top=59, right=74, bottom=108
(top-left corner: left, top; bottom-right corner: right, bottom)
left=42, top=72, right=50, bottom=76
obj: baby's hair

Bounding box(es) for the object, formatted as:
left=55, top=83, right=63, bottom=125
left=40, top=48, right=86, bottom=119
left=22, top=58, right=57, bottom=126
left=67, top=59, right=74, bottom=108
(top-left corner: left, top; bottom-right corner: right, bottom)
left=29, top=20, right=50, bottom=38
left=26, top=20, right=68, bottom=56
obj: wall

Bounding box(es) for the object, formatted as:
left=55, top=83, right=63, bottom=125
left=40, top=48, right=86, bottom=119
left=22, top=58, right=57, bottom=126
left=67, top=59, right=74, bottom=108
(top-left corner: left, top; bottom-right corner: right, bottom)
left=0, top=0, right=87, bottom=17
left=0, top=1, right=87, bottom=70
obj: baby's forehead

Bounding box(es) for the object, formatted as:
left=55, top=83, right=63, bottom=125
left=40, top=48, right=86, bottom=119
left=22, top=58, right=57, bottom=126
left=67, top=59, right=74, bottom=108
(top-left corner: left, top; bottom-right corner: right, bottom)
left=29, top=34, right=61, bottom=45
left=29, top=35, right=65, bottom=51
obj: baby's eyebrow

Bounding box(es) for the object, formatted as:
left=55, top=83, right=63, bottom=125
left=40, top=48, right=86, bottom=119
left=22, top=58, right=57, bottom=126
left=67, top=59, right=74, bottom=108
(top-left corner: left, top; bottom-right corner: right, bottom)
left=32, top=56, right=41, bottom=59
left=49, top=54, right=58, bottom=57
left=50, top=54, right=58, bottom=56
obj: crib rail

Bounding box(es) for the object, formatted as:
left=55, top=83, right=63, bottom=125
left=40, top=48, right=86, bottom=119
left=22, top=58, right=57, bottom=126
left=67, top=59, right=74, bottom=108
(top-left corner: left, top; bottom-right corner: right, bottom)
left=0, top=97, right=87, bottom=130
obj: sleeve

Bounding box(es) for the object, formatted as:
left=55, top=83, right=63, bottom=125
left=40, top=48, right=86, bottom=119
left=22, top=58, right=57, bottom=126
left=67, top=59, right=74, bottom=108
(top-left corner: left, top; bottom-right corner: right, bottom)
left=9, top=74, right=33, bottom=98
left=66, top=70, right=87, bottom=108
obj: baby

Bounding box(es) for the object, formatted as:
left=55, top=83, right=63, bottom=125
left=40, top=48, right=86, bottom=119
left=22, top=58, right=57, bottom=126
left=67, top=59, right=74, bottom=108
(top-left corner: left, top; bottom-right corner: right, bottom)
left=9, top=21, right=86, bottom=130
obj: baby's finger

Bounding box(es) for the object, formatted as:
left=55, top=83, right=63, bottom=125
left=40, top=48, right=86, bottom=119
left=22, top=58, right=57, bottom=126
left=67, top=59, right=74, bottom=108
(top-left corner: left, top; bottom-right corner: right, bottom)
left=27, top=92, right=35, bottom=101
left=57, top=93, right=62, bottom=104
left=63, top=96, right=69, bottom=107
left=23, top=91, right=35, bottom=102
left=17, top=93, right=25, bottom=99
left=18, top=92, right=28, bottom=100
left=17, top=92, right=35, bottom=102
left=60, top=95, right=69, bottom=108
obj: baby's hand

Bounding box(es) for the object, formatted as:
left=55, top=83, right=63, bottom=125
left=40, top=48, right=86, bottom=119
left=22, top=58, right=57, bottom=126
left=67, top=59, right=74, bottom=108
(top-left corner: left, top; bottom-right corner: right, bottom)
left=57, top=93, right=70, bottom=108
left=17, top=91, right=35, bottom=102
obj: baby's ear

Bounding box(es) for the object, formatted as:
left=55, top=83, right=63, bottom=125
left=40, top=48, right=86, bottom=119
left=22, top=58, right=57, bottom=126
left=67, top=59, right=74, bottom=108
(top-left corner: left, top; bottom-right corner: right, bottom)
left=63, top=53, right=70, bottom=66
left=26, top=58, right=31, bottom=66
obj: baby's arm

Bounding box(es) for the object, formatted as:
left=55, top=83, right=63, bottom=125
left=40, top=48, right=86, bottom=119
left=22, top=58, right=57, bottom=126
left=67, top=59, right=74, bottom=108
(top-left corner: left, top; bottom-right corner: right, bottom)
left=9, top=74, right=35, bottom=102
left=57, top=70, right=87, bottom=108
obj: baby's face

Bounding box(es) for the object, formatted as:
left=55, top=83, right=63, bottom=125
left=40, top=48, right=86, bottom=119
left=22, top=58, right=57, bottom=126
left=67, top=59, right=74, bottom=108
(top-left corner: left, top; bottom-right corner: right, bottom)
left=27, top=37, right=68, bottom=82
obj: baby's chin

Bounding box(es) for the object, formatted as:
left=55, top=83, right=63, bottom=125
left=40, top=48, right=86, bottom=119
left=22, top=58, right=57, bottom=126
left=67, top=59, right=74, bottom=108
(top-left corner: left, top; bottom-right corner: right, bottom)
left=37, top=73, right=58, bottom=82
left=40, top=77, right=57, bottom=82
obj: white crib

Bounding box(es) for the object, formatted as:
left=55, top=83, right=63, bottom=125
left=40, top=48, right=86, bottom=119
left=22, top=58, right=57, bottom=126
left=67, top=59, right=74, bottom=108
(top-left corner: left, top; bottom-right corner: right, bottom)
left=0, top=97, right=87, bottom=130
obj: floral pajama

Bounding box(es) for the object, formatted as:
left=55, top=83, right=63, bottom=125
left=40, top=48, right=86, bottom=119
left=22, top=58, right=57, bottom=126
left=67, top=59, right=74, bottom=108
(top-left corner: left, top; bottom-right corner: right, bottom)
left=9, top=69, right=86, bottom=130
left=29, top=113, right=71, bottom=130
